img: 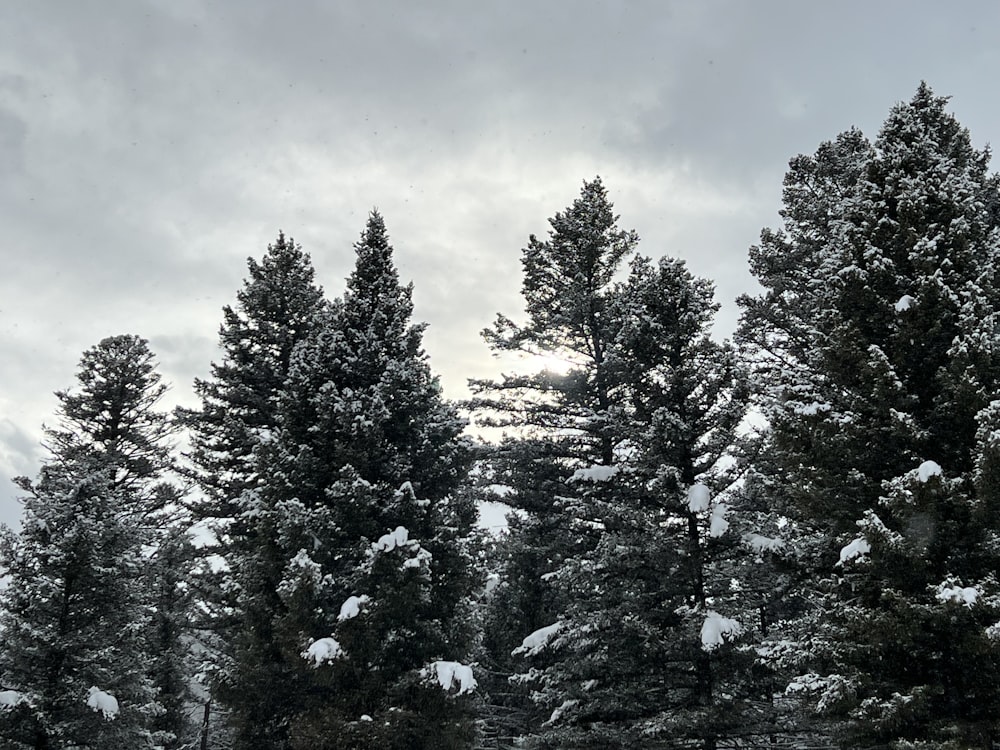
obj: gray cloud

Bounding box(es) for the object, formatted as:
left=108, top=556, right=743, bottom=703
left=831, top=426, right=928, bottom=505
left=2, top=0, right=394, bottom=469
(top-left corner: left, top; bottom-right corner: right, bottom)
left=3, top=1, right=1000, bottom=526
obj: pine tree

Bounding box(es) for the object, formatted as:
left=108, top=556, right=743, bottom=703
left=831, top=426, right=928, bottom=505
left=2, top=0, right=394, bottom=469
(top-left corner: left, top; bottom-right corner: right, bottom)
left=741, top=84, right=1000, bottom=748
left=0, top=335, right=179, bottom=749
left=469, top=177, right=638, bottom=745
left=181, top=231, right=327, bottom=524
left=180, top=232, right=327, bottom=745
left=224, top=212, right=477, bottom=750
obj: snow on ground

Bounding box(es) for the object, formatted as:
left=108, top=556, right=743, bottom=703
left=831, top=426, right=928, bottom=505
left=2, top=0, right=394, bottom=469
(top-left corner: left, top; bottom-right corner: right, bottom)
left=86, top=687, right=119, bottom=720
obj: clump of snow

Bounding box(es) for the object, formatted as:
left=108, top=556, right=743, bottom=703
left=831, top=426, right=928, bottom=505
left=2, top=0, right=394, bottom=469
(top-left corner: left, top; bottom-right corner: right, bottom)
left=486, top=483, right=516, bottom=497
left=701, top=611, right=742, bottom=651
left=86, top=687, right=119, bottom=720
left=360, top=714, right=373, bottom=721
left=402, top=545, right=432, bottom=570
left=338, top=595, right=371, bottom=621
left=917, top=460, right=942, bottom=482
left=839, top=537, right=871, bottom=564
left=794, top=402, right=832, bottom=416
left=895, top=294, right=916, bottom=312
left=425, top=661, right=477, bottom=695
left=936, top=582, right=978, bottom=607
left=0, top=690, right=23, bottom=709
left=570, top=464, right=620, bottom=482
left=986, top=622, right=1000, bottom=641
left=303, top=636, right=345, bottom=666
left=373, top=526, right=409, bottom=552
left=512, top=621, right=562, bottom=656
left=709, top=502, right=729, bottom=538
left=687, top=483, right=711, bottom=512
left=744, top=533, right=784, bottom=553
left=546, top=699, right=578, bottom=725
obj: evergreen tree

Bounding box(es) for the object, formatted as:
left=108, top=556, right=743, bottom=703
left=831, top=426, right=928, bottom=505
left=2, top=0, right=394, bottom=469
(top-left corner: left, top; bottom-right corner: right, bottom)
left=180, top=232, right=327, bottom=746
left=0, top=335, right=179, bottom=749
left=741, top=84, right=1000, bottom=748
left=473, top=180, right=770, bottom=748
left=224, top=212, right=477, bottom=750
left=469, top=177, right=638, bottom=745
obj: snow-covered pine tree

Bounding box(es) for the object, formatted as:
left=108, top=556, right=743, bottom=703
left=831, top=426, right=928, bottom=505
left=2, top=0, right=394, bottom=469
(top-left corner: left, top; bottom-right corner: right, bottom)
left=181, top=231, right=327, bottom=524
left=223, top=212, right=477, bottom=750
left=740, top=83, right=1000, bottom=748
left=179, top=232, right=327, bottom=746
left=521, top=255, right=766, bottom=750
left=468, top=177, right=638, bottom=745
left=483, top=237, right=766, bottom=745
left=0, top=335, right=180, bottom=749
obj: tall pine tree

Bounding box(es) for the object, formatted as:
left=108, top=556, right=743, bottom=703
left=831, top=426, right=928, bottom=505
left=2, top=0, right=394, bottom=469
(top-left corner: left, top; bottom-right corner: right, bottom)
left=0, top=335, right=180, bottom=749
left=741, top=84, right=1000, bottom=748
left=224, top=212, right=477, bottom=750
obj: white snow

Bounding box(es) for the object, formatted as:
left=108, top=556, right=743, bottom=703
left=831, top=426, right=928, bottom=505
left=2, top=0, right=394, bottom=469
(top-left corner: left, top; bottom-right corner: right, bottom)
left=86, top=687, right=119, bottom=720
left=687, top=483, right=711, bottom=512
left=701, top=611, right=742, bottom=651
left=425, top=660, right=477, bottom=695
left=570, top=464, right=620, bottom=482
left=743, top=533, right=784, bottom=553
left=936, top=583, right=978, bottom=607
left=338, top=594, right=371, bottom=621
left=0, top=690, right=23, bottom=709
left=373, top=526, right=409, bottom=552
left=546, top=699, right=578, bottom=725
left=303, top=636, right=345, bottom=666
left=794, top=402, right=832, bottom=416
left=360, top=714, right=373, bottom=721
left=512, top=621, right=562, bottom=656
left=839, top=537, right=871, bottom=564
left=401, top=546, right=432, bottom=569
left=486, top=483, right=516, bottom=497
left=709, top=502, right=729, bottom=537
left=895, top=294, right=916, bottom=312
left=917, top=460, right=943, bottom=482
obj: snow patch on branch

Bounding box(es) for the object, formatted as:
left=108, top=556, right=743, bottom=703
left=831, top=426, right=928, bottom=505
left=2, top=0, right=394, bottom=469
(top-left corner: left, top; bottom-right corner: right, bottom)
left=895, top=294, right=916, bottom=312
left=700, top=611, right=741, bottom=651
left=303, top=636, right=345, bottom=666
left=373, top=526, right=410, bottom=552
left=0, top=690, right=23, bottom=709
left=743, top=533, right=784, bottom=553
left=338, top=595, right=371, bottom=621
left=936, top=582, right=978, bottom=607
left=916, top=460, right=942, bottom=482
left=687, top=483, right=711, bottom=512
left=424, top=661, right=477, bottom=695
left=709, top=502, right=729, bottom=537
left=839, top=537, right=871, bottom=565
left=86, top=687, right=119, bottom=720
left=512, top=621, right=562, bottom=656
left=570, top=464, right=619, bottom=483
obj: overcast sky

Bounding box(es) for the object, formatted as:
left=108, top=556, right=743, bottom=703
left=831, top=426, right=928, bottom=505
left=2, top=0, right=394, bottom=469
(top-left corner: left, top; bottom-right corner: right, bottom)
left=2, top=1, right=998, bottom=529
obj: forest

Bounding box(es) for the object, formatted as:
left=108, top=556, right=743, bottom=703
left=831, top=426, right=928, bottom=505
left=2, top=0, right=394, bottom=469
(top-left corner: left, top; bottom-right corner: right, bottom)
left=3, top=83, right=1000, bottom=750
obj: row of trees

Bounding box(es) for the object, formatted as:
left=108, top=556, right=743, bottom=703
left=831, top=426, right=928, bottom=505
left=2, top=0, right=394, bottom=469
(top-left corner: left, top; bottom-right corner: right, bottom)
left=3, top=83, right=1000, bottom=749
